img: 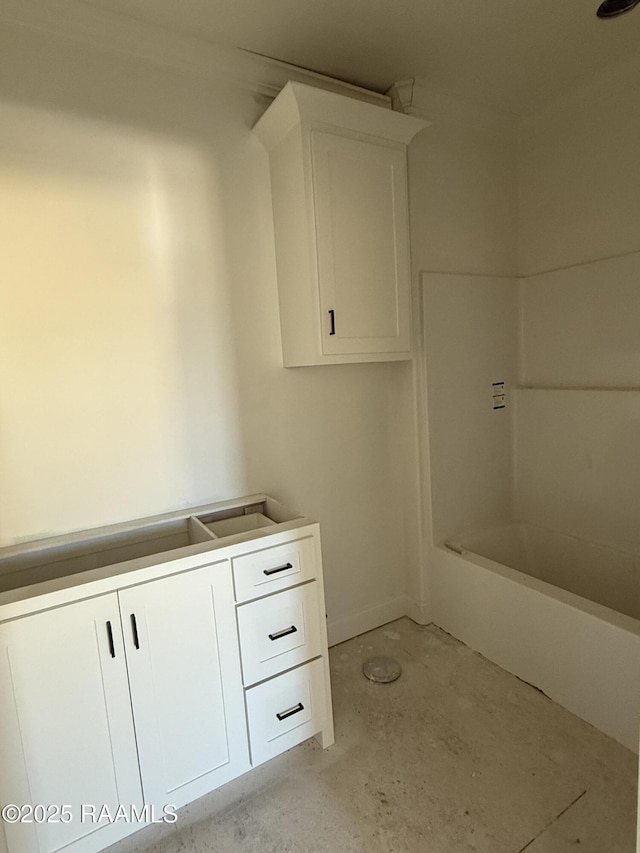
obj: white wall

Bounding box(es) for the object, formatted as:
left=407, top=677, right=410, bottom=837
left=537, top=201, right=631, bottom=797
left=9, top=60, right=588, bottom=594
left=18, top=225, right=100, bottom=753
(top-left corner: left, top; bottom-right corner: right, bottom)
left=408, top=85, right=517, bottom=279
left=0, top=56, right=248, bottom=543
left=0, top=14, right=416, bottom=643
left=518, top=55, right=640, bottom=277
left=518, top=254, right=640, bottom=387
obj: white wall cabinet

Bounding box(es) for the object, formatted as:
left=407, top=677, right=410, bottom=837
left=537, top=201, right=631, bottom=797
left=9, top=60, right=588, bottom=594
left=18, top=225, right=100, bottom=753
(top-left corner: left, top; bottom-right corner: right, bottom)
left=253, top=82, right=427, bottom=367
left=0, top=495, right=333, bottom=853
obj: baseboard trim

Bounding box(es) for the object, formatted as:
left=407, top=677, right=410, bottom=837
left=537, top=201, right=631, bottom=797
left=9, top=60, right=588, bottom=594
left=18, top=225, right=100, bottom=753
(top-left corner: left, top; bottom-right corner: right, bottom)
left=404, top=595, right=430, bottom=625
left=327, top=595, right=407, bottom=647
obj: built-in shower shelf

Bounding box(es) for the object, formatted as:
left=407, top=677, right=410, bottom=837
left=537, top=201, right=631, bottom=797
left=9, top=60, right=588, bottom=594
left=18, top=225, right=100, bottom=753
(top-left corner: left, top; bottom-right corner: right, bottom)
left=517, top=385, right=640, bottom=392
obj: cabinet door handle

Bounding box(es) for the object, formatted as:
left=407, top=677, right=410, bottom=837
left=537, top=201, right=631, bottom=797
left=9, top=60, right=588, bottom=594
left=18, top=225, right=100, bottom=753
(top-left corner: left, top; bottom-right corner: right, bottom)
left=328, top=309, right=336, bottom=335
left=276, top=702, right=304, bottom=721
left=263, top=562, right=293, bottom=576
left=106, top=621, right=116, bottom=658
left=130, top=613, right=140, bottom=650
left=268, top=625, right=298, bottom=641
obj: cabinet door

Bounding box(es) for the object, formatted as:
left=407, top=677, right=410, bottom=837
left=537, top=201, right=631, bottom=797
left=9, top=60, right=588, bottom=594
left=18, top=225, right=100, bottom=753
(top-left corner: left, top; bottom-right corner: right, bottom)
left=311, top=130, right=412, bottom=356
left=118, top=560, right=249, bottom=810
left=0, top=596, right=142, bottom=853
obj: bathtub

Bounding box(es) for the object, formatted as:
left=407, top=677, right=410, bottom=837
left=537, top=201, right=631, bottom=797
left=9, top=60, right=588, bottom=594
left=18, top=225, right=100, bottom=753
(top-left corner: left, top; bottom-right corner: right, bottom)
left=430, top=521, right=640, bottom=751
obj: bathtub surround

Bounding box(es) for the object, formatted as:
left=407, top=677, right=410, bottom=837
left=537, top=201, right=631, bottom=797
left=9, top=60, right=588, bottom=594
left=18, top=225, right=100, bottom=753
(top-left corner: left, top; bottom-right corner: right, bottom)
left=422, top=55, right=640, bottom=751
left=514, top=384, right=640, bottom=556
left=514, top=56, right=640, bottom=562
left=454, top=522, right=640, bottom=620
left=422, top=272, right=518, bottom=545
left=437, top=531, right=640, bottom=751
left=423, top=269, right=640, bottom=749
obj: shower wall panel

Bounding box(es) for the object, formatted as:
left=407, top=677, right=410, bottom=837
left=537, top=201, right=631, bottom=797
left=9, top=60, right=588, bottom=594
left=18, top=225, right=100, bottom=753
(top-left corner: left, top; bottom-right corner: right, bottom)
left=423, top=272, right=518, bottom=543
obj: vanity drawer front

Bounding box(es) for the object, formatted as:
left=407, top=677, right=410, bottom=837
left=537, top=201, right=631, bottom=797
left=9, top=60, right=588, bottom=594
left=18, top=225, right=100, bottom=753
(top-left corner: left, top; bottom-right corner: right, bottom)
left=232, top=537, right=316, bottom=603
left=236, top=583, right=321, bottom=686
left=245, top=658, right=326, bottom=767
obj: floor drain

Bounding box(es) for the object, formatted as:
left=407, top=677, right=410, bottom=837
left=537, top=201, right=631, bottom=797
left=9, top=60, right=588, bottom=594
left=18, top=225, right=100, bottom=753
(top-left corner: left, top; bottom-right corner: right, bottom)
left=362, top=656, right=402, bottom=683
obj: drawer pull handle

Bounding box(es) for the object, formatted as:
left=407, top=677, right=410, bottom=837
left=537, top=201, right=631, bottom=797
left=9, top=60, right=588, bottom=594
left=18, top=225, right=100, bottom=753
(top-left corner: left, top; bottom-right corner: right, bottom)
left=263, top=562, right=293, bottom=576
left=130, top=613, right=140, bottom=650
left=106, top=621, right=116, bottom=658
left=269, top=625, right=298, bottom=641
left=276, top=702, right=304, bottom=721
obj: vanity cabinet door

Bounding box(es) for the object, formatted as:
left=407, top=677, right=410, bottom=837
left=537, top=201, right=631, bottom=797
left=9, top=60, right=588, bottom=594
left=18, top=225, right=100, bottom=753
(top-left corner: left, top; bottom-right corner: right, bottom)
left=118, top=560, right=249, bottom=810
left=0, top=595, right=142, bottom=853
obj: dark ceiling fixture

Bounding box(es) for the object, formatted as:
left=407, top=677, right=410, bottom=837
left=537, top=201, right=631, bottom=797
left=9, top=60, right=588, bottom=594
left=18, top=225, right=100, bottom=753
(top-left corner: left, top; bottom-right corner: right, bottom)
left=597, top=0, right=640, bottom=17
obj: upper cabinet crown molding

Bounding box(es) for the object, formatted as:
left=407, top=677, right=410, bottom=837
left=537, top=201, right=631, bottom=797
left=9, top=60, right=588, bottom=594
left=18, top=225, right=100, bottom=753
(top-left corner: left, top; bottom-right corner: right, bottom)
left=254, top=82, right=428, bottom=367
left=389, top=77, right=516, bottom=140
left=253, top=81, right=426, bottom=150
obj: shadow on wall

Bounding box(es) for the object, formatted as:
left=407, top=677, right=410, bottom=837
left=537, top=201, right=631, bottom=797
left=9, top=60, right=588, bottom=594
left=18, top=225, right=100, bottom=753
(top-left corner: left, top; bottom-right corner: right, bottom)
left=0, top=101, right=246, bottom=544
left=0, top=19, right=417, bottom=637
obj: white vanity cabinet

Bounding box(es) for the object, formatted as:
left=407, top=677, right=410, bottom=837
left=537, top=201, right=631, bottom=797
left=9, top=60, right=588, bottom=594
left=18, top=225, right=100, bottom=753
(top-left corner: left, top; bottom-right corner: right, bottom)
left=0, top=562, right=248, bottom=853
left=230, top=533, right=332, bottom=766
left=253, top=82, right=427, bottom=367
left=117, top=561, right=249, bottom=811
left=0, top=595, right=142, bottom=853
left=0, top=496, right=333, bottom=853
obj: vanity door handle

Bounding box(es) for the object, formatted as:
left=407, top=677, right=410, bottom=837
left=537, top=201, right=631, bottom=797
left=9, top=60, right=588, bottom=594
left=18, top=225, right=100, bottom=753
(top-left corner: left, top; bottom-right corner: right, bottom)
left=106, top=621, right=116, bottom=658
left=130, top=613, right=140, bottom=650
left=268, top=625, right=298, bottom=641
left=263, top=562, right=293, bottom=576
left=276, top=702, right=304, bottom=721
left=328, top=309, right=336, bottom=335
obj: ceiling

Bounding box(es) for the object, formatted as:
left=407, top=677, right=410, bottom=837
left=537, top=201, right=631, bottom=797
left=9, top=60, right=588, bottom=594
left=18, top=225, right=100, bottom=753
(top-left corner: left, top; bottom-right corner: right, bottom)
left=79, top=0, right=640, bottom=116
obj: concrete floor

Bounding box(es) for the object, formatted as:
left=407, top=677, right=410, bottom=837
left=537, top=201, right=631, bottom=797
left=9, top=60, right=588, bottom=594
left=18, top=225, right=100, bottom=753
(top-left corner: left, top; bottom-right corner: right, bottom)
left=112, top=618, right=638, bottom=853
